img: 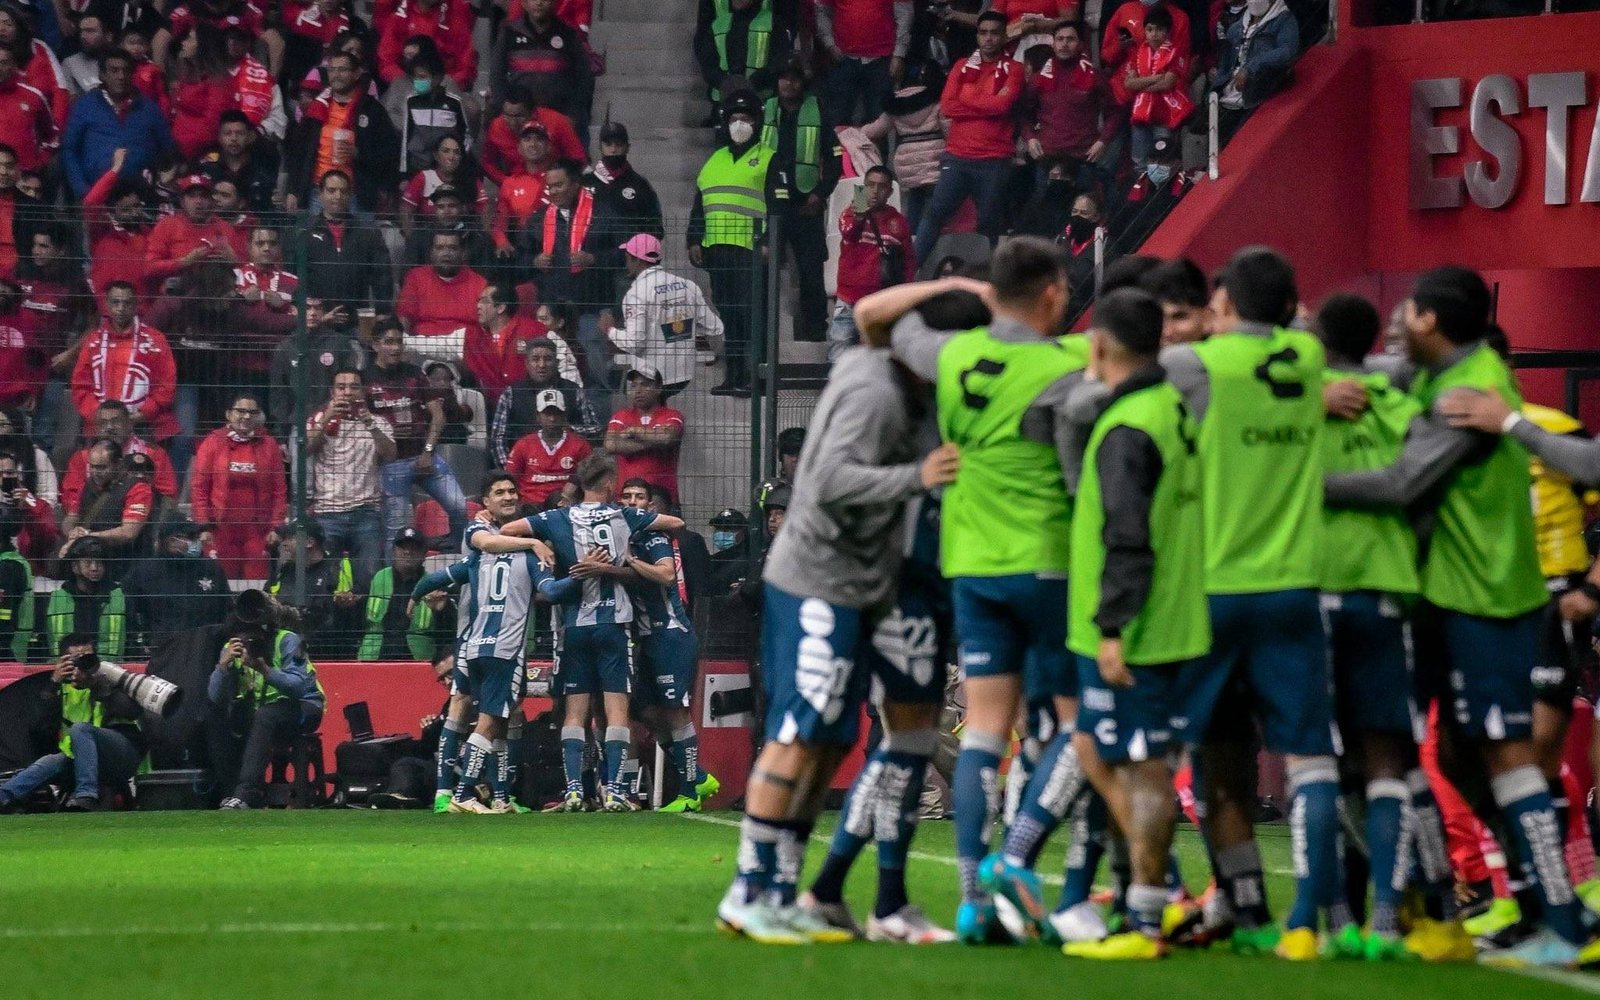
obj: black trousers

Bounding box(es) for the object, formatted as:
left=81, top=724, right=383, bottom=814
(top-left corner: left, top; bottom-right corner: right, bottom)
left=207, top=699, right=320, bottom=806
left=702, top=243, right=758, bottom=386
left=772, top=207, right=829, bottom=341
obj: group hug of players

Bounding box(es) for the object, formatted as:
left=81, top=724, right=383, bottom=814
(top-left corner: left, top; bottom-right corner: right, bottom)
left=714, top=236, right=1600, bottom=968
left=406, top=458, right=719, bottom=818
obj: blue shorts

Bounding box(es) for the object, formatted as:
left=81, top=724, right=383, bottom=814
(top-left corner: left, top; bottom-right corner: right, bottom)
left=1325, top=591, right=1420, bottom=740
left=1441, top=607, right=1541, bottom=741
left=467, top=655, right=525, bottom=719
left=760, top=583, right=876, bottom=747
left=1076, top=655, right=1211, bottom=763
left=638, top=626, right=699, bottom=709
left=1194, top=589, right=1337, bottom=756
left=952, top=574, right=1072, bottom=704
left=558, top=624, right=633, bottom=696
left=863, top=580, right=950, bottom=707
left=448, top=652, right=470, bottom=699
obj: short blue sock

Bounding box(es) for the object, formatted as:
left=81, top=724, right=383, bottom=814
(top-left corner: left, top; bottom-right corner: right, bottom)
left=1366, top=779, right=1407, bottom=935
left=1126, top=884, right=1166, bottom=937
left=603, top=726, right=630, bottom=794
left=1495, top=765, right=1585, bottom=944
left=560, top=725, right=585, bottom=794
left=1286, top=759, right=1341, bottom=932
left=1059, top=792, right=1108, bottom=911
left=669, top=724, right=701, bottom=800
left=954, top=732, right=1006, bottom=903
left=1406, top=769, right=1460, bottom=920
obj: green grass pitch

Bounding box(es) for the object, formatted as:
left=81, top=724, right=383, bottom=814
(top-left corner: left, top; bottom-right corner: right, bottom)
left=2, top=810, right=1595, bottom=999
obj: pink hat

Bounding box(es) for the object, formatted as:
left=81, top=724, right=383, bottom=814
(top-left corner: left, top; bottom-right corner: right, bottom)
left=619, top=233, right=662, bottom=264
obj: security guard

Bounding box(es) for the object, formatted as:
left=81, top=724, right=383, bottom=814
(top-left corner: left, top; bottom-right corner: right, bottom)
left=763, top=58, right=838, bottom=344
left=358, top=527, right=442, bottom=662
left=694, top=0, right=794, bottom=104
left=689, top=88, right=777, bottom=398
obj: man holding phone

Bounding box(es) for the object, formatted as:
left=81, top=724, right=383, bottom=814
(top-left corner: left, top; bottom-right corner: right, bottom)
left=830, top=165, right=914, bottom=362
left=306, top=367, right=395, bottom=588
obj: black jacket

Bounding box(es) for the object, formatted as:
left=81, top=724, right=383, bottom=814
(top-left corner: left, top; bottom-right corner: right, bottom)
left=488, top=14, right=594, bottom=118
left=400, top=89, right=470, bottom=176
left=197, top=146, right=281, bottom=214
left=285, top=90, right=401, bottom=210
left=515, top=199, right=628, bottom=314
left=123, top=553, right=231, bottom=653
left=299, top=214, right=395, bottom=320
left=583, top=162, right=664, bottom=241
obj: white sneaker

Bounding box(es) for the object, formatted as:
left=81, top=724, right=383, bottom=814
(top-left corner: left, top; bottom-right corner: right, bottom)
left=219, top=797, right=249, bottom=810
left=1047, top=901, right=1108, bottom=944
left=866, top=905, right=957, bottom=944
left=447, top=796, right=492, bottom=814
left=716, top=887, right=809, bottom=945
left=798, top=893, right=864, bottom=938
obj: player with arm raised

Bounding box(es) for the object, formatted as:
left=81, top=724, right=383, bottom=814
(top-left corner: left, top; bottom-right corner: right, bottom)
left=858, top=237, right=1097, bottom=946
left=714, top=320, right=961, bottom=945
left=501, top=452, right=683, bottom=813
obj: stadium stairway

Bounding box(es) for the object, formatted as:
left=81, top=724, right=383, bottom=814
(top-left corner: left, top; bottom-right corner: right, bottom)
left=589, top=0, right=822, bottom=525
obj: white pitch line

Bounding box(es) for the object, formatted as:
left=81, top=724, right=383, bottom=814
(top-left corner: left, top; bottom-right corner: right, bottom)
left=1493, top=966, right=1600, bottom=996
left=0, top=921, right=708, bottom=941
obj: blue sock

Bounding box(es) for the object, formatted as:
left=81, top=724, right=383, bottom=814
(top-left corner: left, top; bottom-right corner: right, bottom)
left=670, top=724, right=701, bottom=800
left=874, top=731, right=936, bottom=919
left=560, top=725, right=585, bottom=794
left=773, top=820, right=813, bottom=906
left=1494, top=765, right=1585, bottom=944
left=1286, top=757, right=1342, bottom=932
left=506, top=720, right=524, bottom=794
left=735, top=815, right=784, bottom=904
left=603, top=726, right=630, bottom=794
left=954, top=731, right=1007, bottom=903
left=454, top=733, right=491, bottom=800
left=488, top=739, right=509, bottom=804
left=812, top=758, right=883, bottom=905
left=1002, top=728, right=1085, bottom=868
left=1109, top=835, right=1131, bottom=916
left=1366, top=778, right=1407, bottom=935
left=1405, top=769, right=1460, bottom=920
left=436, top=720, right=467, bottom=794
left=1059, top=792, right=1108, bottom=911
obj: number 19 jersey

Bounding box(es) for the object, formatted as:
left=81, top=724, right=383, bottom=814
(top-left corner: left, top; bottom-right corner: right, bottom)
left=527, top=502, right=657, bottom=629
left=933, top=328, right=1089, bottom=578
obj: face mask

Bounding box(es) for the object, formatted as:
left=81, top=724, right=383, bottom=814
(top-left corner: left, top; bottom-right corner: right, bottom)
left=712, top=530, right=737, bottom=552
left=727, top=120, right=755, bottom=145
left=1045, top=179, right=1073, bottom=198
left=412, top=77, right=433, bottom=95
left=1146, top=162, right=1174, bottom=186
left=1246, top=0, right=1271, bottom=13
left=1068, top=216, right=1097, bottom=242
left=600, top=154, right=628, bottom=172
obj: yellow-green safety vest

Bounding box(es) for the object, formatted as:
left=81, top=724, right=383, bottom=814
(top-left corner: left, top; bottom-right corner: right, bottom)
left=696, top=143, right=776, bottom=250
left=711, top=0, right=772, bottom=99
left=228, top=628, right=325, bottom=706
left=763, top=95, right=822, bottom=195
left=1, top=549, right=33, bottom=662
left=359, top=567, right=436, bottom=662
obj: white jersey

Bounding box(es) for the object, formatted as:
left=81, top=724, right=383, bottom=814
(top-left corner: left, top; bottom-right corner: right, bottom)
left=616, top=265, right=725, bottom=388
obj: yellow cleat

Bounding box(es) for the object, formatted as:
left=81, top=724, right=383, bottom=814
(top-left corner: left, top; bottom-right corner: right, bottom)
left=1275, top=927, right=1320, bottom=961
left=1161, top=900, right=1204, bottom=942
left=1578, top=880, right=1600, bottom=916
left=1403, top=917, right=1476, bottom=962
left=1062, top=931, right=1167, bottom=960
left=1576, top=935, right=1600, bottom=968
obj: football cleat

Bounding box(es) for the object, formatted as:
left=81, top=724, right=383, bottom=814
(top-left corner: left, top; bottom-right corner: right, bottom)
left=1576, top=935, right=1600, bottom=967
left=1463, top=897, right=1520, bottom=938
left=1274, top=927, right=1320, bottom=961
left=796, top=894, right=864, bottom=939
left=657, top=795, right=701, bottom=813
left=1231, top=924, right=1283, bottom=956
left=219, top=797, right=249, bottom=810
left=866, top=905, right=957, bottom=945
left=779, top=904, right=856, bottom=943
left=507, top=797, right=533, bottom=814
left=716, top=888, right=808, bottom=945
left=1161, top=899, right=1206, bottom=945
left=1324, top=923, right=1365, bottom=960
left=1362, top=931, right=1415, bottom=962
left=556, top=791, right=585, bottom=813
left=1479, top=927, right=1580, bottom=968
left=431, top=791, right=450, bottom=814
left=446, top=796, right=492, bottom=814
left=979, top=854, right=1047, bottom=940
left=602, top=792, right=633, bottom=813
left=956, top=899, right=1007, bottom=945
left=1048, top=901, right=1109, bottom=945
left=1404, top=917, right=1477, bottom=962
left=695, top=772, right=722, bottom=804
left=487, top=799, right=516, bottom=815
left=1062, top=931, right=1166, bottom=960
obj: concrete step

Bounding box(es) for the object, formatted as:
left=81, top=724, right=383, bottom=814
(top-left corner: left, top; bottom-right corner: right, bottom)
left=593, top=0, right=699, bottom=23
left=590, top=21, right=691, bottom=50
left=589, top=44, right=702, bottom=76
left=599, top=89, right=712, bottom=128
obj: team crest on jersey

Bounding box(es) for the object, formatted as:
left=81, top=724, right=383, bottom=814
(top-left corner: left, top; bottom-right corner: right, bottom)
left=17, top=102, right=27, bottom=112
left=319, top=351, right=334, bottom=366
left=622, top=187, right=636, bottom=200
left=560, top=456, right=575, bottom=468
left=551, top=34, right=564, bottom=48
left=358, top=115, right=368, bottom=127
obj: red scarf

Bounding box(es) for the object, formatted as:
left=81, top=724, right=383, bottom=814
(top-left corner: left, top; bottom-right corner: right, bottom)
left=1040, top=54, right=1097, bottom=91
left=542, top=188, right=594, bottom=274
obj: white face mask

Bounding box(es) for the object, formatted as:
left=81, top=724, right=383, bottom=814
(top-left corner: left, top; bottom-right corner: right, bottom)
left=728, top=120, right=755, bottom=144
left=1246, top=0, right=1271, bottom=14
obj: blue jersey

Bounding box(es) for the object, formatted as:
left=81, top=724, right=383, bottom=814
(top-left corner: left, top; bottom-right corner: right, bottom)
left=459, top=522, right=542, bottom=660
left=630, top=531, right=691, bottom=635
left=527, top=502, right=657, bottom=628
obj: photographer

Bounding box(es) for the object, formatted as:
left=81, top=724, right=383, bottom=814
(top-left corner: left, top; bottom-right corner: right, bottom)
left=0, top=634, right=146, bottom=812
left=206, top=619, right=326, bottom=810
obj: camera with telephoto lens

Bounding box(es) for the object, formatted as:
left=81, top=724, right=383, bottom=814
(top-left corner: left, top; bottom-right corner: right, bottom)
left=74, top=653, right=184, bottom=719
left=0, top=472, right=19, bottom=494
left=73, top=652, right=101, bottom=675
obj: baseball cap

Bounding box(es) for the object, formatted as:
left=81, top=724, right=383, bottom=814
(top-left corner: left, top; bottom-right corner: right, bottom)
left=68, top=537, right=107, bottom=561
left=287, top=520, right=327, bottom=546
left=710, top=507, right=746, bottom=529
left=159, top=519, right=202, bottom=540
left=520, top=120, right=550, bottom=138
left=393, top=526, right=427, bottom=548
left=764, top=484, right=792, bottom=510
left=625, top=362, right=663, bottom=383
left=125, top=452, right=156, bottom=475
left=535, top=388, right=566, bottom=412
left=599, top=121, right=629, bottom=144
left=619, top=233, right=662, bottom=264
left=422, top=359, right=460, bottom=380
left=775, top=57, right=807, bottom=82
left=427, top=185, right=464, bottom=203
left=178, top=173, right=213, bottom=193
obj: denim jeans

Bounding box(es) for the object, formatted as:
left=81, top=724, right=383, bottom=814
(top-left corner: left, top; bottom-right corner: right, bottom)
left=822, top=56, right=892, bottom=126
left=380, top=455, right=466, bottom=559
left=315, top=505, right=384, bottom=588
left=826, top=300, right=859, bottom=363
left=208, top=698, right=322, bottom=806
left=575, top=313, right=616, bottom=428
left=1130, top=124, right=1173, bottom=173
left=0, top=724, right=140, bottom=805
left=900, top=186, right=932, bottom=247
left=913, top=155, right=1013, bottom=264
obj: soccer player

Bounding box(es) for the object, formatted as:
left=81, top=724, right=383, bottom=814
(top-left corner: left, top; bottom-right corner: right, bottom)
left=1141, top=247, right=1339, bottom=958
left=501, top=452, right=683, bottom=813
left=714, top=317, right=961, bottom=945
left=447, top=472, right=563, bottom=814
left=1313, top=293, right=1454, bottom=961
left=859, top=237, right=1093, bottom=945
left=1326, top=267, right=1591, bottom=966
left=1057, top=288, right=1208, bottom=960
left=800, top=290, right=991, bottom=946
left=617, top=478, right=720, bottom=812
